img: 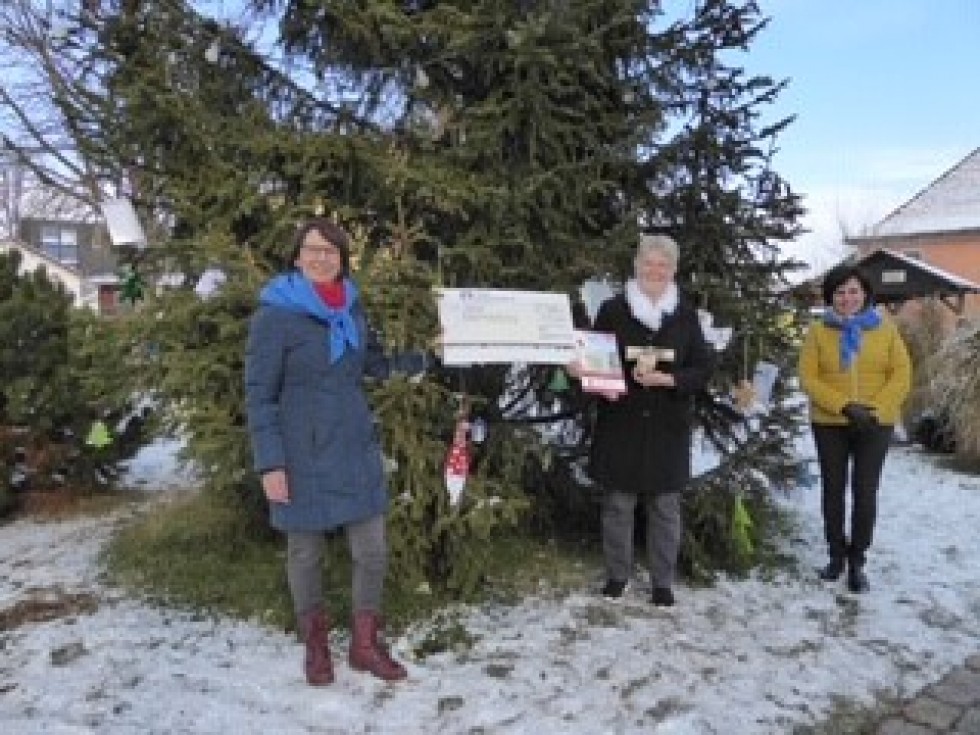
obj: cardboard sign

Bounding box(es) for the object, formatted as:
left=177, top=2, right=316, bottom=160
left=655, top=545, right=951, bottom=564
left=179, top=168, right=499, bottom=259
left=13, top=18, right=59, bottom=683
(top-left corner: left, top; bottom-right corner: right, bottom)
left=574, top=330, right=626, bottom=395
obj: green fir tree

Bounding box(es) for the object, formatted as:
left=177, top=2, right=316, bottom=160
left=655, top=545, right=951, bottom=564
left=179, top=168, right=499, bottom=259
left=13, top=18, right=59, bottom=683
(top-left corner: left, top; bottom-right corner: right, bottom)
left=7, top=0, right=806, bottom=586
left=0, top=251, right=149, bottom=515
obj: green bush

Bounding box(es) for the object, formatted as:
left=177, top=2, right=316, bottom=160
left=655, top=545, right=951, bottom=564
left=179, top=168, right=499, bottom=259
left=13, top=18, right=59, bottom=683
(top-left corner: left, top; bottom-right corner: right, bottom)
left=0, top=251, right=152, bottom=517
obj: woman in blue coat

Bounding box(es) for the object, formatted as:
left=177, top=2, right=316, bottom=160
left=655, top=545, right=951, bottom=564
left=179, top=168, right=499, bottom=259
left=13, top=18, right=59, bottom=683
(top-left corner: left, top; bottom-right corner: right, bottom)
left=245, top=218, right=424, bottom=685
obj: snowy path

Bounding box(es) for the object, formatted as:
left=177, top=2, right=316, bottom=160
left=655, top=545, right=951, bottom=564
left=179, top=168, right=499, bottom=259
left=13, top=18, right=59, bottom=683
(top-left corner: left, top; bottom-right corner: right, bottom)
left=1, top=444, right=979, bottom=734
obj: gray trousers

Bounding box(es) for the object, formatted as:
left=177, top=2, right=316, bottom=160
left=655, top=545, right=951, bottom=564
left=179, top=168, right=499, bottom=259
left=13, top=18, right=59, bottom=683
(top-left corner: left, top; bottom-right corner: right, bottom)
left=286, top=513, right=387, bottom=617
left=602, top=491, right=681, bottom=589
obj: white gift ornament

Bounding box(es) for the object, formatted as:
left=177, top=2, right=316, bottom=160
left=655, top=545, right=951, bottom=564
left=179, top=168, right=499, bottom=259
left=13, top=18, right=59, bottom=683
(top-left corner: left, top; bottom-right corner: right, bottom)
left=751, top=360, right=779, bottom=407
left=101, top=197, right=147, bottom=248
left=733, top=360, right=780, bottom=414
left=697, top=309, right=733, bottom=351
left=579, top=278, right=616, bottom=324
left=194, top=268, right=227, bottom=300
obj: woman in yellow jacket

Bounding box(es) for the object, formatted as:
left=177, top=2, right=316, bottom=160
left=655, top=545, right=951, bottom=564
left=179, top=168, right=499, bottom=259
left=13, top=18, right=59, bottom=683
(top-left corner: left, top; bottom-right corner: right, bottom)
left=798, top=265, right=911, bottom=593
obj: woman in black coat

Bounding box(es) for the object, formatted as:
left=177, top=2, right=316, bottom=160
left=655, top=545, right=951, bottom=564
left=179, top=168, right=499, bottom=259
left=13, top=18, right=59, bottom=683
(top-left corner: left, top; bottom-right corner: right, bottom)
left=578, top=234, right=714, bottom=606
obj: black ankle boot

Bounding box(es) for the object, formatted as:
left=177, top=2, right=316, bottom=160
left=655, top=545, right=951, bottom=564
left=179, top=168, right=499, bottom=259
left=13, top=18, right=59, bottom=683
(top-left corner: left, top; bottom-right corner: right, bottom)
left=846, top=564, right=870, bottom=593
left=818, top=558, right=845, bottom=581
left=650, top=587, right=675, bottom=607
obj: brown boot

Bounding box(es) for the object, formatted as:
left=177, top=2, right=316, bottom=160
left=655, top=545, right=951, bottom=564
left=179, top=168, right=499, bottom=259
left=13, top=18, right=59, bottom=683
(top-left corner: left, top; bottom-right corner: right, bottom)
left=298, top=607, right=334, bottom=686
left=348, top=610, right=407, bottom=681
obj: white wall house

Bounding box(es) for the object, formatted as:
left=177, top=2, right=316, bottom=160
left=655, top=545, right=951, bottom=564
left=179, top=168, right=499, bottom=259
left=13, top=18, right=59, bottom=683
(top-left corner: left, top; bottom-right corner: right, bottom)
left=1, top=218, right=121, bottom=315
left=0, top=238, right=103, bottom=311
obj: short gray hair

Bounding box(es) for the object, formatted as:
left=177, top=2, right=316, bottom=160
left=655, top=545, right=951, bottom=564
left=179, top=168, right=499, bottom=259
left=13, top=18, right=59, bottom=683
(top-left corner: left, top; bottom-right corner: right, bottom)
left=636, top=233, right=679, bottom=267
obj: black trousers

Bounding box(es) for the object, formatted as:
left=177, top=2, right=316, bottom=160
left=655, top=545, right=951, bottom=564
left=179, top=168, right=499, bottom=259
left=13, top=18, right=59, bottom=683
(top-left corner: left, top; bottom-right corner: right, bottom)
left=811, top=423, right=893, bottom=567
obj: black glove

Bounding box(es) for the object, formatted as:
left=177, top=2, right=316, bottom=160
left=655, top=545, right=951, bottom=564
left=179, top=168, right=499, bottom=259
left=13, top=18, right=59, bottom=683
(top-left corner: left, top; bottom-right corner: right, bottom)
left=841, top=402, right=877, bottom=431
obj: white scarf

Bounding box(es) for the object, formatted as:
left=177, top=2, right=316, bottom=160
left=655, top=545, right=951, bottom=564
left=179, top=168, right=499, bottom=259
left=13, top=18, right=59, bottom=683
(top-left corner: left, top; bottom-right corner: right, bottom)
left=625, top=279, right=678, bottom=333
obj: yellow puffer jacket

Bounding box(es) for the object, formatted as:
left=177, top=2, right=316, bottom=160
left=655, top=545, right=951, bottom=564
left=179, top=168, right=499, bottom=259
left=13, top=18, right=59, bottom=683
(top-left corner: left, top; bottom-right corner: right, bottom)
left=798, top=315, right=911, bottom=426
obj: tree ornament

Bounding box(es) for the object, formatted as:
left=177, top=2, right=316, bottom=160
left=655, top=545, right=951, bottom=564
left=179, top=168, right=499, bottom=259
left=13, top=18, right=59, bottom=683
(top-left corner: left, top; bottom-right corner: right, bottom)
left=731, top=495, right=754, bottom=557
left=119, top=265, right=145, bottom=305
left=194, top=268, right=227, bottom=300
left=732, top=378, right=757, bottom=412
left=697, top=308, right=733, bottom=350
left=101, top=197, right=147, bottom=249
left=444, top=417, right=470, bottom=507
left=547, top=367, right=570, bottom=393
left=84, top=420, right=113, bottom=449
left=468, top=417, right=487, bottom=444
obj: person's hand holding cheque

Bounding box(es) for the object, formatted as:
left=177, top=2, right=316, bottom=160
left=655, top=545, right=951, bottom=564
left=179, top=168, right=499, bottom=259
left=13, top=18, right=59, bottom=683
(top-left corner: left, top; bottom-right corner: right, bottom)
left=430, top=330, right=445, bottom=362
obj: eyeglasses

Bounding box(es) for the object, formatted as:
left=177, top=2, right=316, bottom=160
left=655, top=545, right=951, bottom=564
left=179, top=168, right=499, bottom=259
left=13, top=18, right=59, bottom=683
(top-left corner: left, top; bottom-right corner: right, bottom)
left=301, top=245, right=340, bottom=258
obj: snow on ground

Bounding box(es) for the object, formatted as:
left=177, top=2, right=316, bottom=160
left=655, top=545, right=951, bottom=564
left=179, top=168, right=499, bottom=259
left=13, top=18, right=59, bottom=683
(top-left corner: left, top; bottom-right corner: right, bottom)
left=117, top=437, right=199, bottom=493
left=2, top=438, right=979, bottom=735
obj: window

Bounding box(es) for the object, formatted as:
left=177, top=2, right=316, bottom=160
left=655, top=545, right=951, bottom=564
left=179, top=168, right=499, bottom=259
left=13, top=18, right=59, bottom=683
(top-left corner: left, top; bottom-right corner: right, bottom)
left=40, top=225, right=79, bottom=264
left=903, top=249, right=923, bottom=260
left=881, top=269, right=907, bottom=284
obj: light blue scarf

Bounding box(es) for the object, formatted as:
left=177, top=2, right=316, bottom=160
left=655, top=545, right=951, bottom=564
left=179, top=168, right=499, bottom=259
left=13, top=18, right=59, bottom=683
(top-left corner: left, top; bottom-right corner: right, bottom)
left=822, top=307, right=882, bottom=369
left=259, top=273, right=360, bottom=363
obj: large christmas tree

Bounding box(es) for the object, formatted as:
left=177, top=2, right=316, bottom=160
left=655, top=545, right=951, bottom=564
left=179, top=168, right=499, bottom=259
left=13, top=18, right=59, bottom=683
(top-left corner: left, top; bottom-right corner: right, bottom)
left=3, top=0, right=805, bottom=588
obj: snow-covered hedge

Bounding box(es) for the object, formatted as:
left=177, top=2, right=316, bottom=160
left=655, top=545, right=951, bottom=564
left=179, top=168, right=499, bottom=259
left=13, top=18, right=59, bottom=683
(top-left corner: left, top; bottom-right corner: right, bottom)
left=928, top=319, right=980, bottom=457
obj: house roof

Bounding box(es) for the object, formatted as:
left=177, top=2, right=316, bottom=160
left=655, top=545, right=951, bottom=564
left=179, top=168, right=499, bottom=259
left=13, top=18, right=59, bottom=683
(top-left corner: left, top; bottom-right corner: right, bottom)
left=0, top=238, right=119, bottom=284
left=852, top=147, right=980, bottom=240
left=856, top=248, right=980, bottom=304
left=791, top=248, right=980, bottom=308
left=1, top=238, right=83, bottom=280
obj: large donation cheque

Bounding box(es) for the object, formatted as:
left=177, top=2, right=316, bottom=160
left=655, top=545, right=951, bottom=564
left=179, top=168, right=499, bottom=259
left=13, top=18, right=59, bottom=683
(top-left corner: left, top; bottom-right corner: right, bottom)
left=437, top=288, right=577, bottom=366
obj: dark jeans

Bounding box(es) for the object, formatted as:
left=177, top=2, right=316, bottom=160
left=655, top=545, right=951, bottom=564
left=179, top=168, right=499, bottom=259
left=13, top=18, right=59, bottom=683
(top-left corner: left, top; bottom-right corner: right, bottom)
left=811, top=423, right=893, bottom=567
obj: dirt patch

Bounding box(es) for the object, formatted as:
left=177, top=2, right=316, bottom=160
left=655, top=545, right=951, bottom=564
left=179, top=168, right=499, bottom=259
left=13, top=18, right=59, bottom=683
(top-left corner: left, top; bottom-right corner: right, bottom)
left=0, top=588, right=100, bottom=631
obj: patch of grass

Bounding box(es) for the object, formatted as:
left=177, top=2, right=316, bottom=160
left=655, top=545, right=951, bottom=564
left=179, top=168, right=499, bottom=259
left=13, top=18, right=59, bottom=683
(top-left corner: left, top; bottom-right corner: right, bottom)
left=16, top=488, right=139, bottom=520
left=475, top=534, right=600, bottom=602
left=104, top=491, right=602, bottom=635
left=931, top=452, right=980, bottom=477
left=104, top=493, right=293, bottom=629
left=0, top=589, right=100, bottom=631
left=410, top=613, right=480, bottom=659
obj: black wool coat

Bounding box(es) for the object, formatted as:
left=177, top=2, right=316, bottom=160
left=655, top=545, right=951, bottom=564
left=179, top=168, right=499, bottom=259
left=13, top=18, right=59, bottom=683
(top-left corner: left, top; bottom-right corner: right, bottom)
left=589, top=293, right=714, bottom=496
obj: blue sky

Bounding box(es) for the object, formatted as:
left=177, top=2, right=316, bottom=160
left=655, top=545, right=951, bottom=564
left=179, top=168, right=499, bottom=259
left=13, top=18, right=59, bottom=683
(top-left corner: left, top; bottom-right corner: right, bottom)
left=742, top=0, right=980, bottom=269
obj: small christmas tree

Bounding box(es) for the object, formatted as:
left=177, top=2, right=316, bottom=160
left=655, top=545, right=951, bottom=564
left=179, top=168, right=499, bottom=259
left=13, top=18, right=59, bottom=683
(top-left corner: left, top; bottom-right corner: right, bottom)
left=0, top=251, right=150, bottom=515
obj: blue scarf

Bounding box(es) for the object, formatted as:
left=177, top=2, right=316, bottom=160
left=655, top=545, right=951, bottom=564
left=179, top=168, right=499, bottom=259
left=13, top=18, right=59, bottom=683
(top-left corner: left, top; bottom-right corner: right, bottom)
left=822, top=307, right=882, bottom=369
left=259, top=273, right=360, bottom=363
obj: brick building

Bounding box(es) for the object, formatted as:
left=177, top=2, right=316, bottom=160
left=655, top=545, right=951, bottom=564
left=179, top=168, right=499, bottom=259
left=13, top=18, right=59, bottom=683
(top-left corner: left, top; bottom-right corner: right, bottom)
left=847, top=147, right=980, bottom=332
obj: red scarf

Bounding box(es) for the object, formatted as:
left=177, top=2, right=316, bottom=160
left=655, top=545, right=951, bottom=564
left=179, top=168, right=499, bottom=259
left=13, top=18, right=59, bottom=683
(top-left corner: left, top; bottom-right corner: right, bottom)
left=313, top=281, right=346, bottom=309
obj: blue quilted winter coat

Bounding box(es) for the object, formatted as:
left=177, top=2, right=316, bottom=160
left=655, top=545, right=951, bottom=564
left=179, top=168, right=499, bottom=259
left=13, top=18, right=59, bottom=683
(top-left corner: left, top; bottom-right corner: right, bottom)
left=244, top=274, right=424, bottom=532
